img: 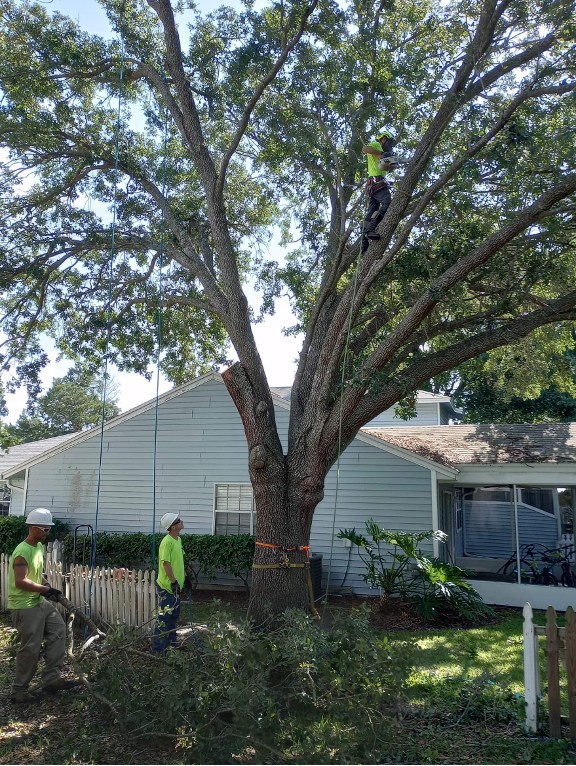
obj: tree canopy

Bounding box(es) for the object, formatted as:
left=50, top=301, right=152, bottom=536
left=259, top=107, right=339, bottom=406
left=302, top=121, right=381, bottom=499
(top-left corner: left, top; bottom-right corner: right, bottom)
left=1, top=0, right=575, bottom=616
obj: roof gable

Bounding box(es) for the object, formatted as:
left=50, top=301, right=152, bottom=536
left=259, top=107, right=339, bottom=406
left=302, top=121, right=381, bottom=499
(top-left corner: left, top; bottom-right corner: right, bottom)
left=1, top=373, right=458, bottom=479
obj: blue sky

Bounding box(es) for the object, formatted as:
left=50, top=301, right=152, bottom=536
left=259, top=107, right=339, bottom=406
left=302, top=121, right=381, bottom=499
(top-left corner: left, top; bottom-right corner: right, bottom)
left=5, top=0, right=301, bottom=421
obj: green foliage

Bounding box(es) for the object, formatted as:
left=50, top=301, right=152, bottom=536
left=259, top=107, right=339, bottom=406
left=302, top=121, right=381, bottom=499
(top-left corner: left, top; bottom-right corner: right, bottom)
left=63, top=531, right=254, bottom=585
left=5, top=366, right=121, bottom=444
left=438, top=335, right=576, bottom=423
left=181, top=533, right=255, bottom=587
left=1, top=0, right=576, bottom=618
left=338, top=521, right=493, bottom=621
left=88, top=604, right=416, bottom=763
left=0, top=514, right=69, bottom=554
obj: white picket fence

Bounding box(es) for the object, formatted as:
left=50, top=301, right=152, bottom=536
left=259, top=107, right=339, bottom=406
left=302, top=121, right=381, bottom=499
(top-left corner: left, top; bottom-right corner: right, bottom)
left=0, top=554, right=157, bottom=633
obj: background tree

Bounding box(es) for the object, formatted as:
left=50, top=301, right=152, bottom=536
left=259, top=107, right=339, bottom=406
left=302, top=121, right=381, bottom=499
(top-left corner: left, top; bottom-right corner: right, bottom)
left=439, top=339, right=576, bottom=423
left=3, top=366, right=120, bottom=445
left=1, top=0, right=575, bottom=620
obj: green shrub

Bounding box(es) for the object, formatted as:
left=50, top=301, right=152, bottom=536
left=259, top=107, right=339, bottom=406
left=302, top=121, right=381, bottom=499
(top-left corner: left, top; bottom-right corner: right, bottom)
left=338, top=520, right=493, bottom=622
left=62, top=531, right=255, bottom=586
left=62, top=531, right=159, bottom=569
left=0, top=515, right=68, bottom=554
left=88, top=604, right=417, bottom=763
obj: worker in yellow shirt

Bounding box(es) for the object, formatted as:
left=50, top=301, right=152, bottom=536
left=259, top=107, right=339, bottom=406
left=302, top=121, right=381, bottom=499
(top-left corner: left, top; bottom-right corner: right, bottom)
left=151, top=512, right=186, bottom=653
left=8, top=508, right=78, bottom=703
left=361, top=126, right=397, bottom=253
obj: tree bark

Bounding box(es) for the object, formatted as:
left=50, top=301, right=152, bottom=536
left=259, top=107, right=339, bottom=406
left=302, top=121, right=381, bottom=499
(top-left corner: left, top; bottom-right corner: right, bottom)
left=247, top=462, right=324, bottom=625
left=222, top=364, right=326, bottom=624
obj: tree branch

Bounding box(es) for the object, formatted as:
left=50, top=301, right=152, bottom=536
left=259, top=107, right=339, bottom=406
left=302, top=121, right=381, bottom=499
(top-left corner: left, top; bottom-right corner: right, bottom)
left=218, top=0, right=319, bottom=194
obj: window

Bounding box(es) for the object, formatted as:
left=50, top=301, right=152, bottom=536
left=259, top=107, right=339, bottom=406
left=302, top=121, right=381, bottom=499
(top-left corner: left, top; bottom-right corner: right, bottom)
left=214, top=484, right=255, bottom=535
left=0, top=483, right=11, bottom=516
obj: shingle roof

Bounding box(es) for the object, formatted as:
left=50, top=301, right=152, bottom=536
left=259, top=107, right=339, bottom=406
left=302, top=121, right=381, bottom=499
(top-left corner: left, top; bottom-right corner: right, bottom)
left=0, top=433, right=79, bottom=479
left=363, top=423, right=576, bottom=468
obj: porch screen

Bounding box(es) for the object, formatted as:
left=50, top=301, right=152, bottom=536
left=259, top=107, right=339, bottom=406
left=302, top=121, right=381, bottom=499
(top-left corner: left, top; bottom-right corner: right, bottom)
left=214, top=483, right=255, bottom=535
left=463, top=486, right=516, bottom=557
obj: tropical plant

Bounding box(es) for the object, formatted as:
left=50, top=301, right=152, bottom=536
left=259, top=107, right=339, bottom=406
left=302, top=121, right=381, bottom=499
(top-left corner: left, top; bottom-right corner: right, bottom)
left=338, top=521, right=493, bottom=620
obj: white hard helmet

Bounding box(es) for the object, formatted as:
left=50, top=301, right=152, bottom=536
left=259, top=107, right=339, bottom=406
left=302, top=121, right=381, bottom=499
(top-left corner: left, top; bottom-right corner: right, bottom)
left=376, top=126, right=397, bottom=140
left=160, top=512, right=180, bottom=531
left=25, top=508, right=54, bottom=526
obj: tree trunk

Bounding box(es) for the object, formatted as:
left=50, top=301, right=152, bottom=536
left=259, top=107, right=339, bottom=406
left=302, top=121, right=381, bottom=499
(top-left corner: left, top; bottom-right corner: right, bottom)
left=222, top=364, right=325, bottom=624
left=248, top=468, right=323, bottom=625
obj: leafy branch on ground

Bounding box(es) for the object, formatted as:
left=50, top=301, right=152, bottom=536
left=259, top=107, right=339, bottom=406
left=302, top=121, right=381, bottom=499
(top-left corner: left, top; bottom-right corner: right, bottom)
left=81, top=605, right=415, bottom=764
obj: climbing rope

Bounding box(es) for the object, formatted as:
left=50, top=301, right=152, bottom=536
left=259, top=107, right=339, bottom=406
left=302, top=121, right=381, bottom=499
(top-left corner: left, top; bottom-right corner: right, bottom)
left=150, top=102, right=170, bottom=570
left=88, top=3, right=128, bottom=612
left=322, top=194, right=374, bottom=607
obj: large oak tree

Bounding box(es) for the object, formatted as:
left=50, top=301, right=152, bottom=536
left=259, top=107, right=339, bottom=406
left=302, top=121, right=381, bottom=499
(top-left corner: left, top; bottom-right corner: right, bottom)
left=1, top=0, right=575, bottom=619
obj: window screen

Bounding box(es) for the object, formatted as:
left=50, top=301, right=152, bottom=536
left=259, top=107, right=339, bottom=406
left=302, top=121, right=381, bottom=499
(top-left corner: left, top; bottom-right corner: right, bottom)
left=214, top=484, right=255, bottom=535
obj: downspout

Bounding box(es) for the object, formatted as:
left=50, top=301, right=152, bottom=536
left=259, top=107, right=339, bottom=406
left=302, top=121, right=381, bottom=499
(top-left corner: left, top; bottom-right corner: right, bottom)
left=513, top=484, right=521, bottom=585
left=22, top=469, right=28, bottom=516
left=431, top=469, right=439, bottom=557
left=555, top=489, right=562, bottom=541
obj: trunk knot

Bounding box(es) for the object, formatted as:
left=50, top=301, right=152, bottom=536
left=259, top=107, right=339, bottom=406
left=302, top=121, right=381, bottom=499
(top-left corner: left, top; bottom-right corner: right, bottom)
left=249, top=444, right=267, bottom=469
left=256, top=400, right=268, bottom=417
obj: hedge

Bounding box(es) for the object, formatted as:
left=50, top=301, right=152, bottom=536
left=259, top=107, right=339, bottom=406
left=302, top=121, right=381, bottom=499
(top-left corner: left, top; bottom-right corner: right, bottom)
left=0, top=517, right=255, bottom=589
left=0, top=515, right=69, bottom=555
left=62, top=531, right=255, bottom=588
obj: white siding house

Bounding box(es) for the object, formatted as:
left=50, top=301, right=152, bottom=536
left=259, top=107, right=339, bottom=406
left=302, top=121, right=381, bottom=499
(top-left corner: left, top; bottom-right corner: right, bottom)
left=2, top=374, right=576, bottom=609
left=0, top=374, right=455, bottom=595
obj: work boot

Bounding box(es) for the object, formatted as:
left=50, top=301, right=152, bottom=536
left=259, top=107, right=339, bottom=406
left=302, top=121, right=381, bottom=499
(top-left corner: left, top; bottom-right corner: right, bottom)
left=10, top=689, right=39, bottom=704
left=42, top=678, right=82, bottom=693
left=366, top=232, right=381, bottom=240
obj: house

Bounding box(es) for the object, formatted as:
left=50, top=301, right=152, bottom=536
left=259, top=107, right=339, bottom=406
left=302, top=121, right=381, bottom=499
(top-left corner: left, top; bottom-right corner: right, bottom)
left=364, top=423, right=576, bottom=609
left=1, top=373, right=575, bottom=610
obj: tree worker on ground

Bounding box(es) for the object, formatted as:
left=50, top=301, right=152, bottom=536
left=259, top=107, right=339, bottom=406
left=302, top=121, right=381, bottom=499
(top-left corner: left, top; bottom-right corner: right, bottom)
left=8, top=508, right=78, bottom=703
left=151, top=512, right=189, bottom=654
left=361, top=126, right=397, bottom=253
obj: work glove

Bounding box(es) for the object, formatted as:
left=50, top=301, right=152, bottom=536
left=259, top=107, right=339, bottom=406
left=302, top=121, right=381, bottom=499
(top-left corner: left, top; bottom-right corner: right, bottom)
left=171, top=581, right=181, bottom=599
left=45, top=586, right=62, bottom=601
left=183, top=575, right=193, bottom=594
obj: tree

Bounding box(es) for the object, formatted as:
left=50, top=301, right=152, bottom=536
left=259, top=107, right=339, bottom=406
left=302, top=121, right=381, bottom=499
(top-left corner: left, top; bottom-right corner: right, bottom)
left=4, top=366, right=121, bottom=444
left=0, top=0, right=575, bottom=620
left=442, top=342, right=576, bottom=423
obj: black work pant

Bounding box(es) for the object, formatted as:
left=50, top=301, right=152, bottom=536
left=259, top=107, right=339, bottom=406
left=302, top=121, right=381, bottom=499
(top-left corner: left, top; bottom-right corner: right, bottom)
left=362, top=186, right=392, bottom=251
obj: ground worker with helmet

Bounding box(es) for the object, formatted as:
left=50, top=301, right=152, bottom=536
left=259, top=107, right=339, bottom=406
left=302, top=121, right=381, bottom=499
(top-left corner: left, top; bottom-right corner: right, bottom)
left=361, top=126, right=397, bottom=253
left=151, top=512, right=187, bottom=654
left=8, top=508, right=78, bottom=703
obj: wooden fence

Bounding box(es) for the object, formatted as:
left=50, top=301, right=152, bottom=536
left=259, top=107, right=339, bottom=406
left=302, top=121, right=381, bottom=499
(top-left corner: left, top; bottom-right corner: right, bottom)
left=523, top=602, right=576, bottom=738
left=0, top=554, right=157, bottom=633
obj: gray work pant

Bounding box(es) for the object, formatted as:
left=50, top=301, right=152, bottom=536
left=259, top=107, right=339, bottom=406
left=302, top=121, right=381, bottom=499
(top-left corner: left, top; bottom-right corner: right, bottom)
left=10, top=599, right=66, bottom=692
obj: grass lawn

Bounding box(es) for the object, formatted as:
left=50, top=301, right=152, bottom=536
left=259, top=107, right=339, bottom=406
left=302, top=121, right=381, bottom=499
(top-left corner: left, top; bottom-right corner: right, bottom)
left=1, top=600, right=575, bottom=764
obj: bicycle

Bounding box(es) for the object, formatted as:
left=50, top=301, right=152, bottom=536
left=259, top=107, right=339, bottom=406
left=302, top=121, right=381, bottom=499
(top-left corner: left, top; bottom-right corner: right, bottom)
left=498, top=543, right=559, bottom=586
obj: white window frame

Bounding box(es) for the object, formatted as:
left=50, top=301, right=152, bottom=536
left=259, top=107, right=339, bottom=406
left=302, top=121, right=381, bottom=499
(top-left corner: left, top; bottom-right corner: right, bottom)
left=213, top=483, right=255, bottom=535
